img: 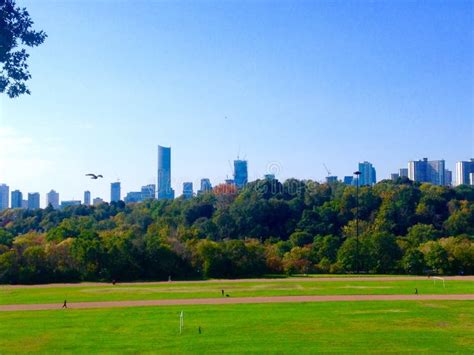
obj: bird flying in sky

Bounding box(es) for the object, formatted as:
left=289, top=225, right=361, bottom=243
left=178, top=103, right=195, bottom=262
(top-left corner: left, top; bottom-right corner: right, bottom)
left=86, top=173, right=103, bottom=179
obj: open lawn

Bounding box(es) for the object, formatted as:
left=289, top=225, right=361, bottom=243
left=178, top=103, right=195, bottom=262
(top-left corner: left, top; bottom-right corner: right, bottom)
left=0, top=301, right=473, bottom=353
left=1, top=279, right=473, bottom=305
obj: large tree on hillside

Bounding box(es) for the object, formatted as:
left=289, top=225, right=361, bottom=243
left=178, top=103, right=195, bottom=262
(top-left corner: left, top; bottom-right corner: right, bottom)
left=0, top=0, right=46, bottom=97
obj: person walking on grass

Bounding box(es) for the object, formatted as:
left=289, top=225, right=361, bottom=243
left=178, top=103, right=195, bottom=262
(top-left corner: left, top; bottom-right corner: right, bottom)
left=62, top=300, right=67, bottom=309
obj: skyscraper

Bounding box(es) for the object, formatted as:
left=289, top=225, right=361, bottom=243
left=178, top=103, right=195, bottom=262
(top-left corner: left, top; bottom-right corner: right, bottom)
left=46, top=190, right=60, bottom=209
left=0, top=184, right=9, bottom=211
left=84, top=191, right=91, bottom=205
left=11, top=190, right=23, bottom=209
left=326, top=176, right=338, bottom=184
left=60, top=200, right=81, bottom=209
left=391, top=173, right=399, bottom=181
left=110, top=182, right=121, bottom=202
left=182, top=182, right=193, bottom=199
left=124, top=184, right=156, bottom=203
left=157, top=145, right=174, bottom=200
left=455, top=159, right=474, bottom=186
left=28, top=193, right=40, bottom=209
left=399, top=168, right=409, bottom=178
left=92, top=197, right=104, bottom=206
left=198, top=178, right=212, bottom=195
left=408, top=158, right=445, bottom=186
left=93, top=197, right=104, bottom=206
left=358, top=162, right=376, bottom=186
left=444, top=169, right=452, bottom=186
left=343, top=176, right=353, bottom=185
left=141, top=184, right=156, bottom=200
left=234, top=159, right=248, bottom=188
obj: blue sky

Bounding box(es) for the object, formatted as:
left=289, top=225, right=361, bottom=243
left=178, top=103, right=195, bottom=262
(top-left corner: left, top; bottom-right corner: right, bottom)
left=0, top=0, right=473, bottom=205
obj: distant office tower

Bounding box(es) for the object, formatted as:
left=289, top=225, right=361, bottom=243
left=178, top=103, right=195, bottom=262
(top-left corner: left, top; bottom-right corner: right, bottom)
left=110, top=182, right=121, bottom=202
left=28, top=193, right=40, bottom=209
left=399, top=168, right=409, bottom=178
left=141, top=184, right=156, bottom=200
left=326, top=176, right=338, bottom=184
left=21, top=200, right=28, bottom=209
left=234, top=160, right=248, bottom=188
left=157, top=145, right=175, bottom=200
left=182, top=182, right=193, bottom=199
left=0, top=184, right=9, bottom=211
left=264, top=174, right=275, bottom=181
left=84, top=191, right=91, bottom=205
left=46, top=190, right=59, bottom=209
left=391, top=173, right=399, bottom=181
left=444, top=169, right=452, bottom=186
left=358, top=162, right=377, bottom=186
left=225, top=179, right=235, bottom=185
left=60, top=200, right=81, bottom=209
left=124, top=184, right=156, bottom=204
left=343, top=176, right=353, bottom=185
left=455, top=159, right=474, bottom=186
left=11, top=190, right=23, bottom=208
left=470, top=173, right=474, bottom=186
left=124, top=191, right=143, bottom=203
left=197, top=178, right=212, bottom=195
left=408, top=158, right=445, bottom=186
left=93, top=197, right=104, bottom=206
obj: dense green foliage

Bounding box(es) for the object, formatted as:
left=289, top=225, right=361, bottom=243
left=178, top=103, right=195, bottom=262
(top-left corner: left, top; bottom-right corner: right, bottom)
left=0, top=179, right=473, bottom=283
left=1, top=302, right=473, bottom=352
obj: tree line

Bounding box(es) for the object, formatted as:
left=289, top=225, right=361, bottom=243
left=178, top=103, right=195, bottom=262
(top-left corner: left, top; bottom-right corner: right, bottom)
left=0, top=178, right=473, bottom=284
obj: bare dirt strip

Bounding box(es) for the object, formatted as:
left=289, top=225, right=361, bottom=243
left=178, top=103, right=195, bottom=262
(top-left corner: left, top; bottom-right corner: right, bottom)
left=2, top=276, right=473, bottom=289
left=1, top=294, right=473, bottom=312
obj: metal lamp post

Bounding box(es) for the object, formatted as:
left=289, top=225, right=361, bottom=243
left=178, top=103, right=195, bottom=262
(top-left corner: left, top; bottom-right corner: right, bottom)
left=354, top=171, right=361, bottom=274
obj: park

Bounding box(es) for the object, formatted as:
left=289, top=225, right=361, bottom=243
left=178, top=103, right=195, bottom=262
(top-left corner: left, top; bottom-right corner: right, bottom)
left=1, top=276, right=473, bottom=352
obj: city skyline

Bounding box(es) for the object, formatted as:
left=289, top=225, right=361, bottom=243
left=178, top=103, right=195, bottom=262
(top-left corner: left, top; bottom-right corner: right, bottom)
left=1, top=152, right=473, bottom=210
left=0, top=1, right=472, bottom=203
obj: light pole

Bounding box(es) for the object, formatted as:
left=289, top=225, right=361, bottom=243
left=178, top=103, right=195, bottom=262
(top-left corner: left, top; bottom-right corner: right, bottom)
left=354, top=171, right=361, bottom=274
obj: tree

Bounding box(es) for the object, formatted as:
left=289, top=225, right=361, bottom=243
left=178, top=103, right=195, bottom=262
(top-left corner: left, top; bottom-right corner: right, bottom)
left=0, top=228, right=14, bottom=246
left=311, top=234, right=341, bottom=264
left=336, top=236, right=372, bottom=273
left=402, top=249, right=425, bottom=275
left=420, top=241, right=450, bottom=275
left=405, top=223, right=439, bottom=248
left=1, top=0, right=47, bottom=97
left=282, top=246, right=312, bottom=275
left=289, top=231, right=313, bottom=247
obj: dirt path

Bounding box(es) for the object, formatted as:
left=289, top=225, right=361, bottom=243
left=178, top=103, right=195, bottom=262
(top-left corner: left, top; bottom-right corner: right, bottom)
left=2, top=276, right=473, bottom=289
left=1, top=294, right=473, bottom=312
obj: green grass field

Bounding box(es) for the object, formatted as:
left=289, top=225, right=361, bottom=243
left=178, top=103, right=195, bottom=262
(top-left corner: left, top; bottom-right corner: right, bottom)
left=1, top=279, right=472, bottom=305
left=1, top=301, right=473, bottom=353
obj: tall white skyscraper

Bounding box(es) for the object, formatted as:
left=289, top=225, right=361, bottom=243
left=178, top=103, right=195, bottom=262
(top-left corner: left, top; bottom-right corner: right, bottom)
left=46, top=190, right=60, bottom=209
left=0, top=184, right=9, bottom=211
left=455, top=159, right=474, bottom=186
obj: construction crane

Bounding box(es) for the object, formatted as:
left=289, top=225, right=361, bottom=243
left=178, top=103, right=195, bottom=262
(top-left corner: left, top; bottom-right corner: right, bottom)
left=323, top=163, right=331, bottom=177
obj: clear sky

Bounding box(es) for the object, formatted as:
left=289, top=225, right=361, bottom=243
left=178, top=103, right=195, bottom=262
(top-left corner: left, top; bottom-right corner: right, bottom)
left=0, top=0, right=473, bottom=206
